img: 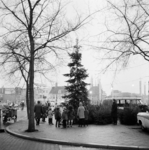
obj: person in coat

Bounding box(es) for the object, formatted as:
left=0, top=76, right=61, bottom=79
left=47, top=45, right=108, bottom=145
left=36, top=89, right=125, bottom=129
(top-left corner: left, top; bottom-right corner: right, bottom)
left=68, top=105, right=74, bottom=127
left=48, top=107, right=53, bottom=125
left=42, top=104, right=48, bottom=122
left=62, top=108, right=68, bottom=128
left=77, top=102, right=85, bottom=127
left=34, top=101, right=43, bottom=125
left=111, top=99, right=118, bottom=125
left=54, top=107, right=61, bottom=128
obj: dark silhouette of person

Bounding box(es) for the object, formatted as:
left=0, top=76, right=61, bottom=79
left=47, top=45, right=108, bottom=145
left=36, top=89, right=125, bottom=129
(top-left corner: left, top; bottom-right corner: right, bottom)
left=34, top=101, right=43, bottom=125
left=111, top=99, right=118, bottom=125
left=54, top=107, right=61, bottom=127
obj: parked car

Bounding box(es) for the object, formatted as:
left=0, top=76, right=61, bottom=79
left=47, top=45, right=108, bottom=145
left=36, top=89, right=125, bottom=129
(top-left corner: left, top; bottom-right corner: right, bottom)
left=137, top=111, right=149, bottom=131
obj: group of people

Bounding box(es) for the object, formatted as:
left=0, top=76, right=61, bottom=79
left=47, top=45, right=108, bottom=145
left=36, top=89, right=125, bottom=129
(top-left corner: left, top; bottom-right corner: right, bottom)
left=34, top=101, right=51, bottom=125
left=34, top=101, right=89, bottom=128
left=34, top=100, right=118, bottom=127
left=54, top=102, right=89, bottom=128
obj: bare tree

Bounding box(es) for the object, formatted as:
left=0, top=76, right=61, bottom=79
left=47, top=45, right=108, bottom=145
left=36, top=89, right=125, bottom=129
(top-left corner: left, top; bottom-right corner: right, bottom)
left=96, top=0, right=149, bottom=73
left=0, top=0, right=94, bottom=132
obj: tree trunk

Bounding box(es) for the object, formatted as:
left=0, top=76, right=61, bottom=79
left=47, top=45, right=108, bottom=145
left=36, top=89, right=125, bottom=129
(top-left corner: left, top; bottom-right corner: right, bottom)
left=27, top=38, right=35, bottom=132
left=26, top=82, right=30, bottom=119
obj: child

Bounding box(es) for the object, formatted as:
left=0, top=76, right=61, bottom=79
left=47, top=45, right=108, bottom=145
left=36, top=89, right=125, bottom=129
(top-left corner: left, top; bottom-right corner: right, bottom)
left=48, top=108, right=53, bottom=125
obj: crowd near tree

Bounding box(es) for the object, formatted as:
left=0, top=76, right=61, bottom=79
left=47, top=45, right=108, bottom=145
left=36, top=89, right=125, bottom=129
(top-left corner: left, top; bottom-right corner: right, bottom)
left=34, top=100, right=89, bottom=128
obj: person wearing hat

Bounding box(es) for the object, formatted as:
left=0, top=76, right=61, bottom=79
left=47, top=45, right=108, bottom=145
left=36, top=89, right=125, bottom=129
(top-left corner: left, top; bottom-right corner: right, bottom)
left=34, top=101, right=43, bottom=125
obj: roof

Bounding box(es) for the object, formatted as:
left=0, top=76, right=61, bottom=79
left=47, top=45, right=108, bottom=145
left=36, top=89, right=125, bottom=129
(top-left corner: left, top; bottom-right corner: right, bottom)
left=49, top=86, right=66, bottom=94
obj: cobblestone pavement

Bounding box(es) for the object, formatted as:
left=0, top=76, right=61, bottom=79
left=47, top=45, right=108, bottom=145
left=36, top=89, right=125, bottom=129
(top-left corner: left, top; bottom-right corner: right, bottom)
left=0, top=132, right=114, bottom=150
left=0, top=132, right=60, bottom=150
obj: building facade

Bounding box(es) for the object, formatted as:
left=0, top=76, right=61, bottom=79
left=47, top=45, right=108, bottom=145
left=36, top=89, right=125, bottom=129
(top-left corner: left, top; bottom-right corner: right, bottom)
left=49, top=84, right=67, bottom=106
left=0, top=87, right=25, bottom=104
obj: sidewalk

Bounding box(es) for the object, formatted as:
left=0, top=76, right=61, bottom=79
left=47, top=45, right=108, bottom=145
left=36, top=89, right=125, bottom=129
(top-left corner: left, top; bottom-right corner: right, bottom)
left=5, top=120, right=149, bottom=150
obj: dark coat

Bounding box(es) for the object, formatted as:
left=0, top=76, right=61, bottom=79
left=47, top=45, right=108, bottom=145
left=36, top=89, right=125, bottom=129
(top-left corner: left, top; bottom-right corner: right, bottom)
left=111, top=101, right=117, bottom=116
left=34, top=103, right=43, bottom=118
left=54, top=108, right=61, bottom=120
left=68, top=109, right=74, bottom=120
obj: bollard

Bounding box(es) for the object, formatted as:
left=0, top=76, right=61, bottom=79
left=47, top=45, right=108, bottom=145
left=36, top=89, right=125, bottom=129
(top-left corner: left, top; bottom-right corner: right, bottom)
left=0, top=107, right=5, bottom=132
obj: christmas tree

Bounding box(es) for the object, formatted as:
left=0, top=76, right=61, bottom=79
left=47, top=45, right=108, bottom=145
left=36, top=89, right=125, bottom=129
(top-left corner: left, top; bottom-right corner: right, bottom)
left=63, top=39, right=89, bottom=110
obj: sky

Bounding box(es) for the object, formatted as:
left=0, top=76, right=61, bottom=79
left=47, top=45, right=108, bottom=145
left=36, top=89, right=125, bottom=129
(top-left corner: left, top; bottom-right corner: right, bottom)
left=53, top=0, right=149, bottom=96
left=0, top=0, right=149, bottom=96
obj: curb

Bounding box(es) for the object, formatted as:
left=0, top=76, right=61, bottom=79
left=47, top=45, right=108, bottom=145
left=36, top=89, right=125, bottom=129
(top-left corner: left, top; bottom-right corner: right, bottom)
left=6, top=126, right=149, bottom=150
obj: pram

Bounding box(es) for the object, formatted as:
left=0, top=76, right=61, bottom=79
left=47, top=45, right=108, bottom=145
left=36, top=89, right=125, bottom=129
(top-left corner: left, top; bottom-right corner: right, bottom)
left=2, top=105, right=17, bottom=124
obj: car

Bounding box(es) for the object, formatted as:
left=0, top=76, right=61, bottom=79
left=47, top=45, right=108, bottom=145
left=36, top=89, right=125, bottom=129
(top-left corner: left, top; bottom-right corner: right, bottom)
left=137, top=111, right=149, bottom=131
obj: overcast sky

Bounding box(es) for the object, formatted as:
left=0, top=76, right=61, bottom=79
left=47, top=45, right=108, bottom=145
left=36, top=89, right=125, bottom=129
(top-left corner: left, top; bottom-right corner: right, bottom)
left=55, top=0, right=149, bottom=96
left=0, top=0, right=149, bottom=96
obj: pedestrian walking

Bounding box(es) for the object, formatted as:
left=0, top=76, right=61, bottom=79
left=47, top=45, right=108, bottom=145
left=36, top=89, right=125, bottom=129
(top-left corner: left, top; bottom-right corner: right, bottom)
left=111, top=99, right=118, bottom=125
left=77, top=102, right=85, bottom=127
left=48, top=107, right=53, bottom=125
left=42, top=103, right=48, bottom=122
left=84, top=107, right=89, bottom=126
left=54, top=107, right=61, bottom=128
left=34, top=101, right=43, bottom=125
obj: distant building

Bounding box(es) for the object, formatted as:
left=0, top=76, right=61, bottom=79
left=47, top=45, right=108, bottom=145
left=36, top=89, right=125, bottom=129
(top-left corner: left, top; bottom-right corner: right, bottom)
left=110, top=90, right=141, bottom=98
left=111, top=90, right=122, bottom=97
left=89, top=84, right=106, bottom=105
left=0, top=87, right=25, bottom=104
left=34, top=87, right=51, bottom=104
left=49, top=83, right=66, bottom=106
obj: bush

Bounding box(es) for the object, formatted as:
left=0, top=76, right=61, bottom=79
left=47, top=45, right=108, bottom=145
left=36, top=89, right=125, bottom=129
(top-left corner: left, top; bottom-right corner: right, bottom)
left=88, top=103, right=112, bottom=125
left=119, top=104, right=140, bottom=125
